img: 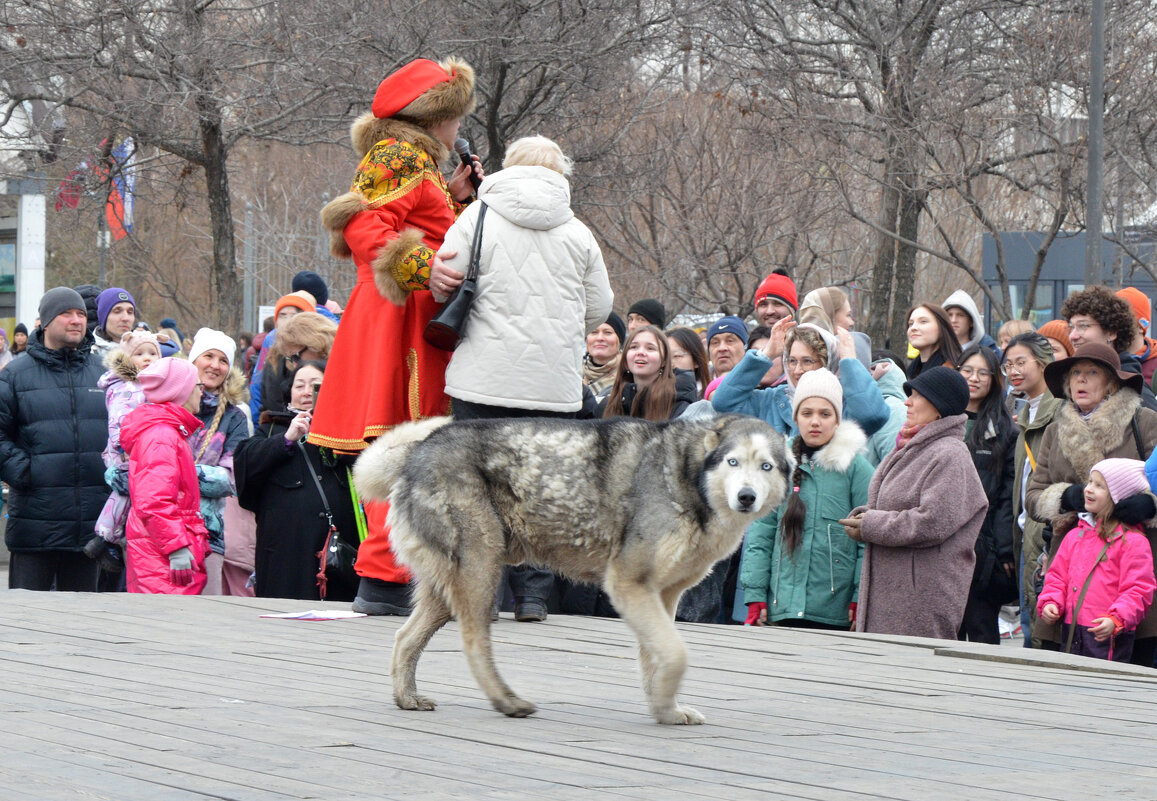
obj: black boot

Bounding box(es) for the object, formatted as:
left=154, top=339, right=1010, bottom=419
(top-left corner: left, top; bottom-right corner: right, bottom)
left=352, top=577, right=412, bottom=616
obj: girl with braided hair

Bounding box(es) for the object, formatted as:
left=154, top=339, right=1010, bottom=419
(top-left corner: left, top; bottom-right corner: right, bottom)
left=740, top=368, right=873, bottom=629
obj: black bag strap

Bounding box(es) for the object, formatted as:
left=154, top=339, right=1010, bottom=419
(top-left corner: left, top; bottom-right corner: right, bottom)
left=463, top=202, right=488, bottom=282
left=1131, top=411, right=1145, bottom=457
left=297, top=440, right=334, bottom=529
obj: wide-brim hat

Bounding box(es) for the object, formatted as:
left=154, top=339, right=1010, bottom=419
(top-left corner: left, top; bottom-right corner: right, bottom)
left=372, top=58, right=476, bottom=124
left=1044, top=342, right=1142, bottom=398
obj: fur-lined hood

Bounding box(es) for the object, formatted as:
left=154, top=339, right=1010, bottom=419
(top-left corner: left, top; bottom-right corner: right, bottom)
left=789, top=419, right=867, bottom=474
left=98, top=348, right=142, bottom=388
left=205, top=366, right=250, bottom=409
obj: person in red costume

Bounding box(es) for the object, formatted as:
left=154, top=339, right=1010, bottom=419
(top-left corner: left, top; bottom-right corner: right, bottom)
left=310, top=57, right=482, bottom=614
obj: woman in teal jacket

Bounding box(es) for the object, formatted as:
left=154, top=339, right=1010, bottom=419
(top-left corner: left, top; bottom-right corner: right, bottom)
left=742, top=368, right=873, bottom=629
left=712, top=321, right=888, bottom=438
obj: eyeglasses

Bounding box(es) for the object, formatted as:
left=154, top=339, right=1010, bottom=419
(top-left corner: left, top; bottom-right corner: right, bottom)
left=1001, top=358, right=1033, bottom=376
left=959, top=366, right=993, bottom=379
left=1068, top=322, right=1098, bottom=334
left=287, top=346, right=308, bottom=365
left=787, top=357, right=819, bottom=370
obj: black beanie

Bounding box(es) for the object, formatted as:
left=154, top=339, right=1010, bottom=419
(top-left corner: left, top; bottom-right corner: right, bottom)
left=14, top=323, right=27, bottom=336
left=605, top=311, right=626, bottom=347
left=627, top=298, right=666, bottom=328
left=292, top=271, right=329, bottom=306
left=903, top=366, right=970, bottom=419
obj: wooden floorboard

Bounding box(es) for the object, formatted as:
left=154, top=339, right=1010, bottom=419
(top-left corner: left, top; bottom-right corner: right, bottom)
left=2, top=590, right=1155, bottom=800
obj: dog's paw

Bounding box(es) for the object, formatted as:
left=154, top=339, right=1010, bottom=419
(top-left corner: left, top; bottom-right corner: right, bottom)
left=495, top=695, right=537, bottom=718
left=656, top=704, right=705, bottom=725
left=395, top=692, right=437, bottom=712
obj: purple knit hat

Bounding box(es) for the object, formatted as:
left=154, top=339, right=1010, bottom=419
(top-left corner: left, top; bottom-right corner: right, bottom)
left=1090, top=458, right=1149, bottom=504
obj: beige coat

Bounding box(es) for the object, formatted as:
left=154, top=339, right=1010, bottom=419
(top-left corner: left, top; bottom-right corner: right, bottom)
left=1025, top=388, right=1157, bottom=640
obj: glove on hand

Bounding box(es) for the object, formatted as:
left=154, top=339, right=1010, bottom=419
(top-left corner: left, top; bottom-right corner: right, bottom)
left=1114, top=493, right=1157, bottom=525
left=1060, top=484, right=1086, bottom=513
left=745, top=602, right=767, bottom=626
left=169, top=546, right=195, bottom=587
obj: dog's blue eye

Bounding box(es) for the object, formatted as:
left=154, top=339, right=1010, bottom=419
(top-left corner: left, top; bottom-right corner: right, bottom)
left=727, top=458, right=738, bottom=466
left=762, top=463, right=772, bottom=471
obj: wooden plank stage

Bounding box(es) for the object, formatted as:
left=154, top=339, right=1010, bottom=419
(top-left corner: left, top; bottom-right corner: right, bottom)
left=0, top=590, right=1154, bottom=800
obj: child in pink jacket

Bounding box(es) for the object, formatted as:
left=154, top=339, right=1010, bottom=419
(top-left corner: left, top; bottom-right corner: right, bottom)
left=121, top=358, right=209, bottom=595
left=1038, top=458, right=1157, bottom=662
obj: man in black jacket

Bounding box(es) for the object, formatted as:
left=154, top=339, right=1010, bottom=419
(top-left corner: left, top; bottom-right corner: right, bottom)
left=0, top=287, right=109, bottom=590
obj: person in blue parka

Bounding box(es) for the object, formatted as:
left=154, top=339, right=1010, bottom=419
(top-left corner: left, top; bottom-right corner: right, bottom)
left=712, top=319, right=889, bottom=438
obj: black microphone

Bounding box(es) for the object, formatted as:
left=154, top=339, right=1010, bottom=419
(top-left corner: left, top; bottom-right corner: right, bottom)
left=454, top=137, right=483, bottom=191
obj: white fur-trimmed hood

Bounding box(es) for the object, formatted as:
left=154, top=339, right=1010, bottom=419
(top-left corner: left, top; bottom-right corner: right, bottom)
left=791, top=419, right=867, bottom=473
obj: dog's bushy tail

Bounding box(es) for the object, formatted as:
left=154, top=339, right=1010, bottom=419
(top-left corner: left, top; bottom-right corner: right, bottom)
left=353, top=416, right=453, bottom=502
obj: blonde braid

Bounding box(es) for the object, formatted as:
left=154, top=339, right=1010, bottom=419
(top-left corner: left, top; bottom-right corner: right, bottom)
left=196, top=397, right=228, bottom=462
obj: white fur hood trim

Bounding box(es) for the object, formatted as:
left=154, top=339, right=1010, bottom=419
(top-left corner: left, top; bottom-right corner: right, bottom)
left=808, top=420, right=867, bottom=473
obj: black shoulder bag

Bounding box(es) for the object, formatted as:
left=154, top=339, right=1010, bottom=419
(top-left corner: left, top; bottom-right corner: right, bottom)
left=299, top=441, right=359, bottom=599
left=423, top=202, right=488, bottom=351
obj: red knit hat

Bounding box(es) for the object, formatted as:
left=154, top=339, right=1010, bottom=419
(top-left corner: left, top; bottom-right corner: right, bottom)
left=754, top=270, right=798, bottom=311
left=372, top=58, right=475, bottom=122
left=1116, top=287, right=1151, bottom=335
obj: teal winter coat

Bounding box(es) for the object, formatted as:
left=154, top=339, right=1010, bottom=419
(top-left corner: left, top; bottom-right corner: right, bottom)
left=741, top=420, right=873, bottom=627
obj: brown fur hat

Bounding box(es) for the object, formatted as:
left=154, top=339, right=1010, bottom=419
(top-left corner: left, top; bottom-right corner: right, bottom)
left=371, top=57, right=475, bottom=125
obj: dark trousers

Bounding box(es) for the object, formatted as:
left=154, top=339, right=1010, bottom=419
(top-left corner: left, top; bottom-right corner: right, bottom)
left=450, top=397, right=575, bottom=603
left=9, top=550, right=99, bottom=592
left=1060, top=623, right=1135, bottom=663
left=957, top=587, right=1003, bottom=645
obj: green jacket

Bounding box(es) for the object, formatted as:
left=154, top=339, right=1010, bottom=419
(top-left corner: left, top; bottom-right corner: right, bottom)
left=1011, top=391, right=1062, bottom=616
left=741, top=420, right=872, bottom=627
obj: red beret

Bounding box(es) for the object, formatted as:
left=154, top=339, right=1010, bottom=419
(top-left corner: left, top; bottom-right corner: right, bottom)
left=372, top=59, right=455, bottom=119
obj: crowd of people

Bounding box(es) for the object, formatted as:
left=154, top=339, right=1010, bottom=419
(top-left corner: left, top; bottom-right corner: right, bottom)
left=3, top=55, right=1157, bottom=670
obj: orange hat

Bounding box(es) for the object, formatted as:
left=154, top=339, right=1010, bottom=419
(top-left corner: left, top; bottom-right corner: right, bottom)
left=1036, top=319, right=1073, bottom=357
left=1116, top=287, right=1151, bottom=335
left=371, top=58, right=476, bottom=123
left=274, top=290, right=316, bottom=321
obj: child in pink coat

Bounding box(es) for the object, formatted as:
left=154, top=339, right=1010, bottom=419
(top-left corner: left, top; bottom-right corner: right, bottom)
left=1038, top=458, right=1157, bottom=662
left=121, top=358, right=210, bottom=594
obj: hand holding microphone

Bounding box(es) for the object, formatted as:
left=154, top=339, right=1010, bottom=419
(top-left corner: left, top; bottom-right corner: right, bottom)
left=450, top=137, right=484, bottom=199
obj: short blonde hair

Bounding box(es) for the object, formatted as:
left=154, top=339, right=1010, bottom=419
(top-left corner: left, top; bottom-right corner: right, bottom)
left=997, top=318, right=1034, bottom=345
left=274, top=312, right=338, bottom=360
left=502, top=135, right=573, bottom=176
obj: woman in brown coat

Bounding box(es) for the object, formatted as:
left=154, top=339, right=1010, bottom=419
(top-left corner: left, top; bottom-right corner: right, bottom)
left=1026, top=343, right=1157, bottom=666
left=843, top=367, right=989, bottom=639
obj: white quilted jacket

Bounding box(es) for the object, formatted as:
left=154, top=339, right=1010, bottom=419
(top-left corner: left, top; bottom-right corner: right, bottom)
left=441, top=165, right=613, bottom=412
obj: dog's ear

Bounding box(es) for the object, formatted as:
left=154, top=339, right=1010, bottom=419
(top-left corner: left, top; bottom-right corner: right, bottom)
left=702, top=415, right=732, bottom=454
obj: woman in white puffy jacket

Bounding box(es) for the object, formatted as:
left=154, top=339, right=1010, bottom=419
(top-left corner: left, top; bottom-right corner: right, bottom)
left=437, top=135, right=613, bottom=417
left=434, top=135, right=614, bottom=620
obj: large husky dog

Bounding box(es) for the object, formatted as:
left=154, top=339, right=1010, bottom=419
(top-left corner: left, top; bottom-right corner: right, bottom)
left=353, top=414, right=789, bottom=724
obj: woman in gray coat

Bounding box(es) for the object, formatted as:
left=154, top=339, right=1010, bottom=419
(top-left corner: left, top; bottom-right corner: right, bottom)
left=842, top=367, right=989, bottom=639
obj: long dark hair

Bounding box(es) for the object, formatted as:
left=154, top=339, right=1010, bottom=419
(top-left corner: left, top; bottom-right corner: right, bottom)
left=666, top=326, right=710, bottom=396
left=908, top=303, right=963, bottom=368
left=602, top=325, right=677, bottom=421
left=779, top=437, right=810, bottom=556
left=959, top=345, right=1013, bottom=468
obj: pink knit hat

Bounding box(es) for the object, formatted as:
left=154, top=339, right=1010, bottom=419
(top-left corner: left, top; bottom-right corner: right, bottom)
left=1090, top=458, right=1150, bottom=504
left=138, top=358, right=199, bottom=405
left=119, top=330, right=161, bottom=359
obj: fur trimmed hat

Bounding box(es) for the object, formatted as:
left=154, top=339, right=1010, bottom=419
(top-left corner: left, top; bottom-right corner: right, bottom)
left=372, top=58, right=476, bottom=124
left=792, top=367, right=843, bottom=425
left=1090, top=458, right=1150, bottom=504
